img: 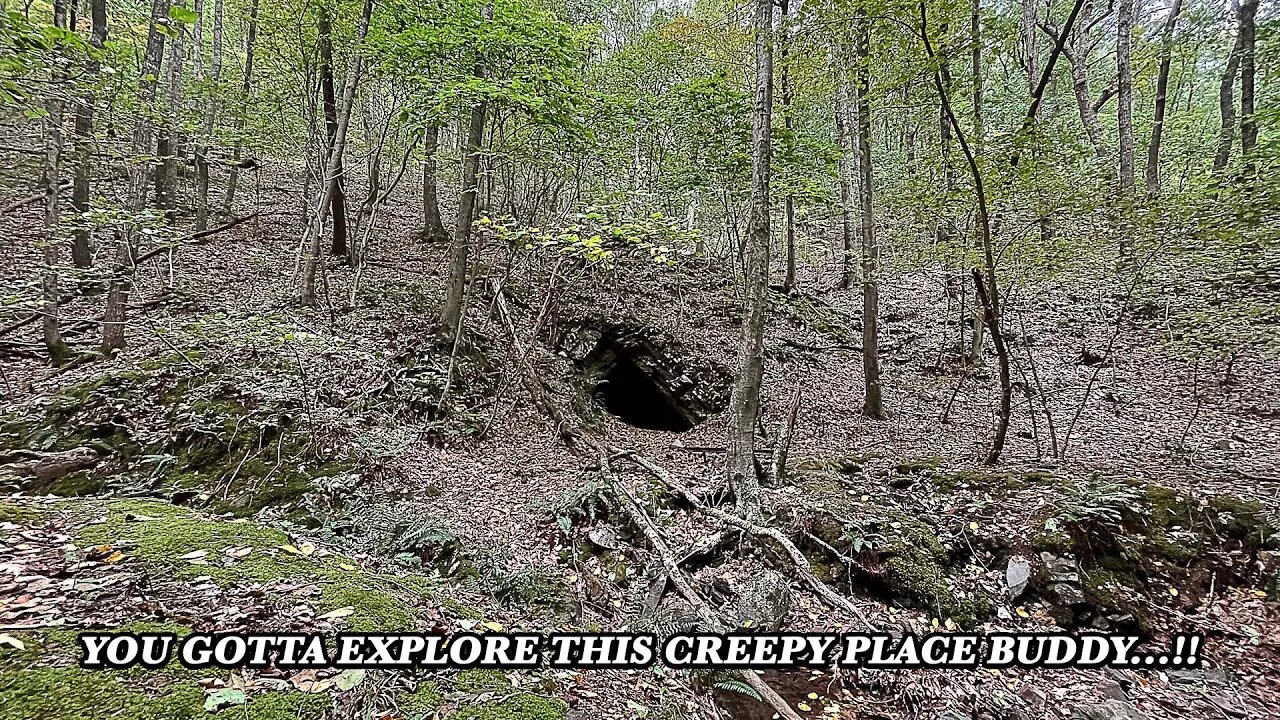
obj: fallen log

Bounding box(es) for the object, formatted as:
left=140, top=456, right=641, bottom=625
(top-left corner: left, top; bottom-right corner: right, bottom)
left=0, top=447, right=99, bottom=491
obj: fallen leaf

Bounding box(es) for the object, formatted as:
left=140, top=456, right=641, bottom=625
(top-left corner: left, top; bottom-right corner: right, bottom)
left=337, top=562, right=357, bottom=571
left=319, top=606, right=355, bottom=620
left=105, top=551, right=126, bottom=564
left=797, top=702, right=812, bottom=712
left=335, top=669, right=366, bottom=691
left=178, top=550, right=209, bottom=561
left=481, top=621, right=505, bottom=632
left=203, top=688, right=247, bottom=712
left=0, top=634, right=26, bottom=651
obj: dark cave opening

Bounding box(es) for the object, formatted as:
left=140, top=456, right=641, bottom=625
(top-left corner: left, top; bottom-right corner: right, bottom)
left=593, top=352, right=695, bottom=432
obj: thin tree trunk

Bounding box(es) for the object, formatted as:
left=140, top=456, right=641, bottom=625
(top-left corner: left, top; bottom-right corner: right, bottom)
left=726, top=0, right=773, bottom=522
left=422, top=123, right=448, bottom=241
left=1116, top=0, right=1135, bottom=196
left=299, top=0, right=372, bottom=306
left=195, top=0, right=223, bottom=231
left=1020, top=0, right=1038, bottom=96
left=1065, top=2, right=1110, bottom=173
left=854, top=13, right=883, bottom=420
left=440, top=78, right=488, bottom=335
left=969, top=0, right=984, bottom=365
left=1213, top=1, right=1243, bottom=174
left=1238, top=0, right=1257, bottom=169
left=318, top=7, right=349, bottom=258
left=41, top=0, right=69, bottom=362
left=102, top=0, right=169, bottom=356
left=921, top=0, right=1014, bottom=465
left=70, top=0, right=107, bottom=269
left=835, top=70, right=854, bottom=291
left=1145, top=0, right=1182, bottom=198
left=222, top=0, right=258, bottom=216
left=157, top=18, right=185, bottom=221
left=779, top=0, right=796, bottom=293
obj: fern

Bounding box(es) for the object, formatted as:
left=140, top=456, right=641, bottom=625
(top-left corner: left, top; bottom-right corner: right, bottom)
left=709, top=673, right=762, bottom=702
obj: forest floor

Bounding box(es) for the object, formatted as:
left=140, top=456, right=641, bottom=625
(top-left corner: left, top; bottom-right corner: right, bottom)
left=1, top=159, right=1278, bottom=720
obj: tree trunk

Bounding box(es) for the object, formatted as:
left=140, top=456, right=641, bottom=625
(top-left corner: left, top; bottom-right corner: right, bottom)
left=969, top=0, right=985, bottom=365
left=102, top=0, right=170, bottom=356
left=854, top=14, right=883, bottom=420
left=1212, top=0, right=1243, bottom=174
left=422, top=124, right=448, bottom=241
left=1238, top=0, right=1257, bottom=169
left=318, top=7, right=349, bottom=258
left=1116, top=0, right=1135, bottom=196
left=921, top=0, right=1013, bottom=465
left=835, top=70, right=854, bottom=291
left=299, top=0, right=372, bottom=306
left=1145, top=0, right=1182, bottom=198
left=1066, top=2, right=1110, bottom=173
left=440, top=80, right=488, bottom=336
left=222, top=0, right=258, bottom=217
left=41, top=0, right=69, bottom=362
left=70, top=0, right=107, bottom=269
left=726, top=0, right=773, bottom=523
left=779, top=0, right=796, bottom=293
left=156, top=17, right=185, bottom=221
left=1020, top=0, right=1038, bottom=96
left=194, top=0, right=223, bottom=231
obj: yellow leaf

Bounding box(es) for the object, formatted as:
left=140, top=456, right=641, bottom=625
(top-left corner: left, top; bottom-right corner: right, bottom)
left=1015, top=607, right=1030, bottom=618
left=105, top=551, right=126, bottom=564
left=337, top=562, right=357, bottom=572
left=481, top=622, right=505, bottom=632
left=319, top=606, right=356, bottom=620
left=797, top=703, right=812, bottom=712
left=278, top=544, right=302, bottom=555
left=0, top=634, right=26, bottom=651
left=969, top=521, right=979, bottom=531
left=1169, top=588, right=1179, bottom=597
left=297, top=541, right=316, bottom=556
left=806, top=692, right=818, bottom=699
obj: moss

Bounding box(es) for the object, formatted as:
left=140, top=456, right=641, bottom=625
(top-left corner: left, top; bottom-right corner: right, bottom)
left=75, top=500, right=428, bottom=634
left=1031, top=529, right=1077, bottom=555
left=1081, top=568, right=1150, bottom=630
left=400, top=681, right=444, bottom=718
left=0, top=501, right=43, bottom=525
left=880, top=511, right=989, bottom=627
left=0, top=664, right=327, bottom=720
left=453, top=694, right=567, bottom=720
left=892, top=457, right=943, bottom=475
left=437, top=596, right=485, bottom=622
left=454, top=669, right=511, bottom=693
left=793, top=453, right=881, bottom=474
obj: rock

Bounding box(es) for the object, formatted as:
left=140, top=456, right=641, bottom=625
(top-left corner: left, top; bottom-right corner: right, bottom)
left=1006, top=556, right=1032, bottom=599
left=1041, top=552, right=1080, bottom=583
left=1097, top=677, right=1128, bottom=701
left=1050, top=582, right=1087, bottom=606
left=1073, top=700, right=1148, bottom=720
left=717, top=563, right=792, bottom=631
left=1167, top=668, right=1234, bottom=688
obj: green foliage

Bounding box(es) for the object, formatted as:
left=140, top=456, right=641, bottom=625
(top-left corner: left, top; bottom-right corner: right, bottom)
left=479, top=205, right=699, bottom=266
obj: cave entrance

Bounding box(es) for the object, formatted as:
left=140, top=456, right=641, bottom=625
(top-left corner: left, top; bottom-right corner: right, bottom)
left=592, top=347, right=696, bottom=433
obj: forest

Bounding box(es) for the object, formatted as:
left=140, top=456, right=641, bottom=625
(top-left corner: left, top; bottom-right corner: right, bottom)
left=0, top=0, right=1277, bottom=717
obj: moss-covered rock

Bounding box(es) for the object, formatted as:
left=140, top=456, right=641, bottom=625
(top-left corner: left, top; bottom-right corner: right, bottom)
left=454, top=669, right=511, bottom=694
left=75, top=499, right=429, bottom=632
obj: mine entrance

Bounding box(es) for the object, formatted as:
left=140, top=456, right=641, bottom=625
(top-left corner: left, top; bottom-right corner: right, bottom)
left=593, top=350, right=695, bottom=432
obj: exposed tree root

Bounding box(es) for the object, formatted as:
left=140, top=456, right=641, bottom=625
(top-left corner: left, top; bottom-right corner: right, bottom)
left=600, top=454, right=804, bottom=720
left=616, top=450, right=879, bottom=633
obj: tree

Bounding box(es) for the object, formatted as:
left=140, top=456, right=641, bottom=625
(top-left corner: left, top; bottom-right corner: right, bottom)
left=70, top=0, right=107, bottom=269
left=40, top=0, right=69, bottom=362
left=726, top=0, right=773, bottom=522
left=318, top=5, right=350, bottom=258
left=194, top=0, right=223, bottom=232
left=421, top=123, right=449, bottom=242
left=440, top=53, right=490, bottom=336
left=779, top=0, right=796, bottom=293
left=1238, top=0, right=1258, bottom=170
left=1116, top=0, right=1135, bottom=197
left=1145, top=0, right=1182, bottom=198
left=222, top=0, right=259, bottom=217
left=102, top=0, right=171, bottom=356
left=853, top=11, right=883, bottom=420
left=299, top=0, right=374, bottom=306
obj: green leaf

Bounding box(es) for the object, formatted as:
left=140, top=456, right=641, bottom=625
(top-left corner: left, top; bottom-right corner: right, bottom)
left=169, top=6, right=199, bottom=23
left=203, top=689, right=247, bottom=712
left=335, top=669, right=366, bottom=691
